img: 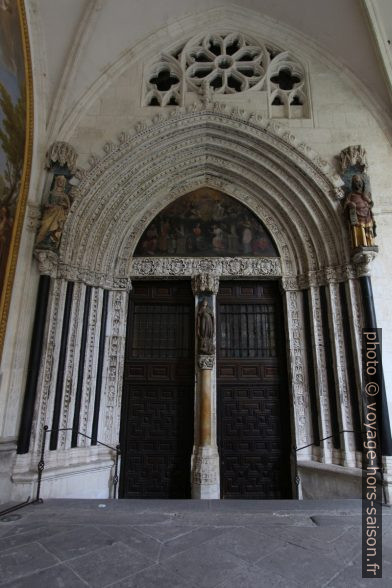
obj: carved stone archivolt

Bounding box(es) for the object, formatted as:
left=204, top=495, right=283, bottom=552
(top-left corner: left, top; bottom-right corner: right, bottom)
left=56, top=109, right=346, bottom=283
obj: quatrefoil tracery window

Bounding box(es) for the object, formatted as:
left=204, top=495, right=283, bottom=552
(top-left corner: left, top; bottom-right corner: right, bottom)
left=144, top=32, right=309, bottom=119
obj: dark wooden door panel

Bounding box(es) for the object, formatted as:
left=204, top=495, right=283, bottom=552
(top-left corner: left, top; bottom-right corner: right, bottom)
left=217, top=281, right=291, bottom=499
left=120, top=281, right=194, bottom=499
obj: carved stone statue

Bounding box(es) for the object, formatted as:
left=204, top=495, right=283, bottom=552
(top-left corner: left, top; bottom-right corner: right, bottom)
left=197, top=298, right=214, bottom=355
left=344, top=174, right=375, bottom=248
left=36, top=175, right=71, bottom=250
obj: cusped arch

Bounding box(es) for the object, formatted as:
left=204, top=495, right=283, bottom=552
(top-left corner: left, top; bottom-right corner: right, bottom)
left=60, top=109, right=348, bottom=280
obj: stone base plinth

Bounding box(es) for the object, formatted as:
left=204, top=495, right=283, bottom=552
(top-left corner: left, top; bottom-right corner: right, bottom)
left=191, top=445, right=220, bottom=499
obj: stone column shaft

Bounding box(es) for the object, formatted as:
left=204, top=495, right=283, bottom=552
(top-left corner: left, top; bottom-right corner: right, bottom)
left=191, top=274, right=220, bottom=499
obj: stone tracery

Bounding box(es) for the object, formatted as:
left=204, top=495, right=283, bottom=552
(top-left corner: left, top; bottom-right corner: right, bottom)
left=144, top=32, right=309, bottom=118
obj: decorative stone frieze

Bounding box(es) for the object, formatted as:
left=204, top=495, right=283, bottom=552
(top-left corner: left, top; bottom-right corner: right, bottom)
left=131, top=257, right=282, bottom=278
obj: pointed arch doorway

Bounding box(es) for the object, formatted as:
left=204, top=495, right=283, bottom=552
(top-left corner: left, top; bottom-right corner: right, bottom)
left=119, top=187, right=292, bottom=499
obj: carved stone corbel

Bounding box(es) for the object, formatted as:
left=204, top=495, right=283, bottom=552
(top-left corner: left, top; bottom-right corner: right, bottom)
left=46, top=141, right=78, bottom=173
left=191, top=273, right=219, bottom=295
left=34, top=249, right=58, bottom=278
left=351, top=246, right=378, bottom=277
left=339, top=145, right=368, bottom=173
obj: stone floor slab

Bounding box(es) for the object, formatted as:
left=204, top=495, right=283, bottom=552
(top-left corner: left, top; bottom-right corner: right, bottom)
left=0, top=542, right=58, bottom=585
left=67, top=542, right=153, bottom=588
left=162, top=542, right=246, bottom=588
left=0, top=500, right=391, bottom=586
left=159, top=526, right=229, bottom=561
left=324, top=557, right=392, bottom=587
left=39, top=525, right=115, bottom=562
left=2, top=563, right=88, bottom=588
left=110, top=562, right=196, bottom=587
left=204, top=526, right=287, bottom=564
left=0, top=524, right=78, bottom=553
left=215, top=564, right=301, bottom=588
left=255, top=542, right=344, bottom=586
left=97, top=525, right=161, bottom=562
left=134, top=522, right=199, bottom=543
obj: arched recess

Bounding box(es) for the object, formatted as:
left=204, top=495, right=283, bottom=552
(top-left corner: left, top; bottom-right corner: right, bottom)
left=17, top=108, right=366, bottom=501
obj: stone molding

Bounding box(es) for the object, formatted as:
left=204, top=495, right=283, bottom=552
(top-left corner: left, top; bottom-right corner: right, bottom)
left=33, top=249, right=366, bottom=290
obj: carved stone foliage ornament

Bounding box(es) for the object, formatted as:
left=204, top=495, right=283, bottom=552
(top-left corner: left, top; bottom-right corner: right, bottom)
left=131, top=257, right=282, bottom=278
left=46, top=141, right=78, bottom=173
left=144, top=31, right=309, bottom=118
left=339, top=145, right=368, bottom=174
left=197, top=299, right=215, bottom=355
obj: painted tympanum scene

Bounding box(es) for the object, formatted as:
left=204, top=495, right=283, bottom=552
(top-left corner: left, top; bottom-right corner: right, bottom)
left=134, top=188, right=278, bottom=257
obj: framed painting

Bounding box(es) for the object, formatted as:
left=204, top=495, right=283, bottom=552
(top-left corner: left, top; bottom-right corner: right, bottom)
left=0, top=0, right=33, bottom=359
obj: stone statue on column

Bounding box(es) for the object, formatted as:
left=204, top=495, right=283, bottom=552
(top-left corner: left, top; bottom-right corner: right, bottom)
left=196, top=298, right=215, bottom=355
left=338, top=145, right=378, bottom=276
left=35, top=141, right=78, bottom=254
left=344, top=174, right=375, bottom=248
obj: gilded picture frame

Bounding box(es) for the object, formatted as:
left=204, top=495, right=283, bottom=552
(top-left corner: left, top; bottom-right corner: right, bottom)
left=0, top=0, right=33, bottom=359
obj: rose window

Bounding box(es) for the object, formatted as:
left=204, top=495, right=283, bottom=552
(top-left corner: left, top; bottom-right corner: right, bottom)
left=143, top=32, right=309, bottom=118
left=183, top=33, right=267, bottom=94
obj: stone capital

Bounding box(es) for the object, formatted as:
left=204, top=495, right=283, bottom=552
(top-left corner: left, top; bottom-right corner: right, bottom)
left=351, top=246, right=378, bottom=277
left=192, top=273, right=220, bottom=295
left=198, top=355, right=215, bottom=370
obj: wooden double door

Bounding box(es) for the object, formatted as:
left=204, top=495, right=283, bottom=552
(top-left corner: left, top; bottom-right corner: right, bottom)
left=120, top=280, right=291, bottom=499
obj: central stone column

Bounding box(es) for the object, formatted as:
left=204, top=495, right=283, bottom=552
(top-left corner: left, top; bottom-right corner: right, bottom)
left=191, top=274, right=220, bottom=499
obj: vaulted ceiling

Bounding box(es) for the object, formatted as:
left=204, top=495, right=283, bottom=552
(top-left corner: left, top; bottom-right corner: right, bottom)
left=30, top=0, right=392, bottom=138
